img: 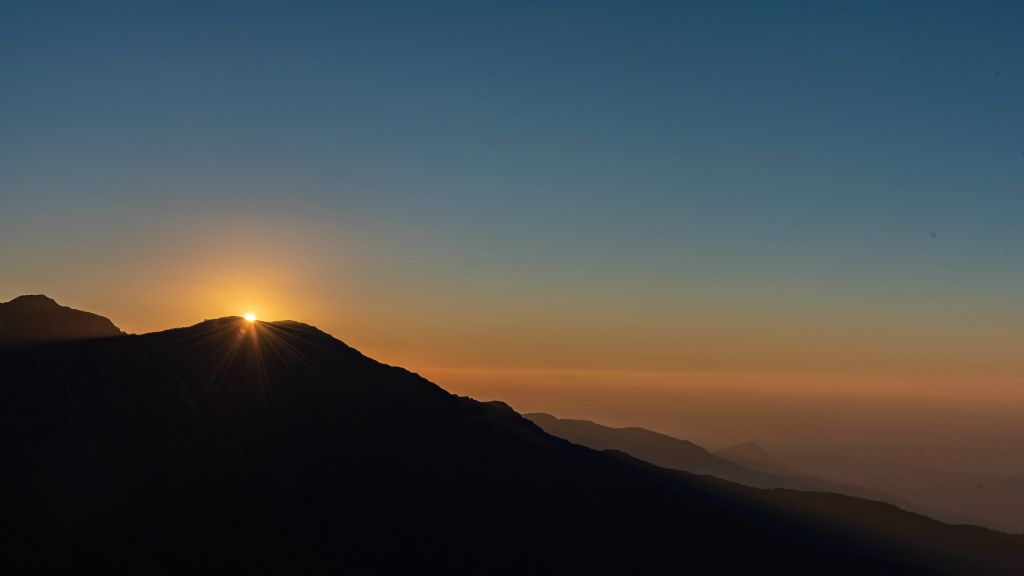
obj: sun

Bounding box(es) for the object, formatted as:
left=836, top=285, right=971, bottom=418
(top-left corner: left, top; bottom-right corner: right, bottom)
left=244, top=312, right=257, bottom=322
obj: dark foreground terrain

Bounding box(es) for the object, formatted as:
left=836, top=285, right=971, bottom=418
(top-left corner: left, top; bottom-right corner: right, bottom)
left=1, top=303, right=1022, bottom=574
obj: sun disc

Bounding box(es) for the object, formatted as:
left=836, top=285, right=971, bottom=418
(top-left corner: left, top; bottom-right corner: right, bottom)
left=244, top=312, right=257, bottom=322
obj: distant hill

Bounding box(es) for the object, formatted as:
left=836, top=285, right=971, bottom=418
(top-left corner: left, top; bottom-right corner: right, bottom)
left=525, top=413, right=763, bottom=482
left=525, top=413, right=917, bottom=512
left=1, top=310, right=1022, bottom=574
left=0, top=294, right=122, bottom=346
left=716, top=441, right=788, bottom=473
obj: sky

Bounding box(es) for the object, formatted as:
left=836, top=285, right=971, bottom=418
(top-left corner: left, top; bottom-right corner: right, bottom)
left=3, top=1, right=1023, bottom=390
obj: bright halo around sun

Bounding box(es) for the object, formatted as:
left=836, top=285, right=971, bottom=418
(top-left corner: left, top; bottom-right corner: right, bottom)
left=244, top=312, right=257, bottom=323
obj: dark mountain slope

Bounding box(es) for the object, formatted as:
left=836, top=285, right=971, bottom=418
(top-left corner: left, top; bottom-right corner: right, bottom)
left=525, top=413, right=911, bottom=508
left=0, top=294, right=122, bottom=346
left=2, top=317, right=1022, bottom=574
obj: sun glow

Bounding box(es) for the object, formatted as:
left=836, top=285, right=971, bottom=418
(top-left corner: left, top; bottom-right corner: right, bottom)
left=244, top=312, right=257, bottom=322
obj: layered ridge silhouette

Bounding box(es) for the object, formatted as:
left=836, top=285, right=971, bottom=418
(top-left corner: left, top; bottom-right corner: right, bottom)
left=2, top=299, right=1022, bottom=574
left=525, top=413, right=913, bottom=508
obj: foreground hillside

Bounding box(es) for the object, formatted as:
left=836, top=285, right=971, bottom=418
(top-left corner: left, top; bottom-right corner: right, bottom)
left=2, top=313, right=1022, bottom=574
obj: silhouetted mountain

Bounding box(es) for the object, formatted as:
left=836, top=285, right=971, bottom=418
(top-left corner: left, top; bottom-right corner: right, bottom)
left=0, top=294, right=122, bottom=346
left=2, top=315, right=1022, bottom=574
left=526, top=413, right=915, bottom=510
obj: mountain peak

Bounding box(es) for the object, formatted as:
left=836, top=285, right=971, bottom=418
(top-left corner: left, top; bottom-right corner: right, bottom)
left=0, top=294, right=123, bottom=347
left=9, top=294, right=58, bottom=306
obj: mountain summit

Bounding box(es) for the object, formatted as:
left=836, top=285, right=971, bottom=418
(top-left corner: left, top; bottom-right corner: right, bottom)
left=2, top=309, right=1022, bottom=574
left=0, top=294, right=122, bottom=347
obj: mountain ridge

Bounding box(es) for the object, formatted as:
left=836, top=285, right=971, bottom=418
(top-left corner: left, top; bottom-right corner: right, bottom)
left=2, top=303, right=1022, bottom=574
left=524, top=413, right=915, bottom=508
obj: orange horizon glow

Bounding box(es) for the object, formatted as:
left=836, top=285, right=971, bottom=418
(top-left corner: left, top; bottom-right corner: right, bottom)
left=3, top=214, right=1022, bottom=397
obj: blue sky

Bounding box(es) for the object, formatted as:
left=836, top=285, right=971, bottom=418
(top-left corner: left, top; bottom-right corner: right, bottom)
left=2, top=1, right=1022, bottom=377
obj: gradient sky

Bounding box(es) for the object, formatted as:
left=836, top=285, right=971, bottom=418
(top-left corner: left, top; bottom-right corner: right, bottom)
left=3, top=1, right=1023, bottom=386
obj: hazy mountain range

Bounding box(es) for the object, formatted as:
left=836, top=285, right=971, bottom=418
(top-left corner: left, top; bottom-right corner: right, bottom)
left=525, top=413, right=917, bottom=510
left=2, top=295, right=1022, bottom=574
